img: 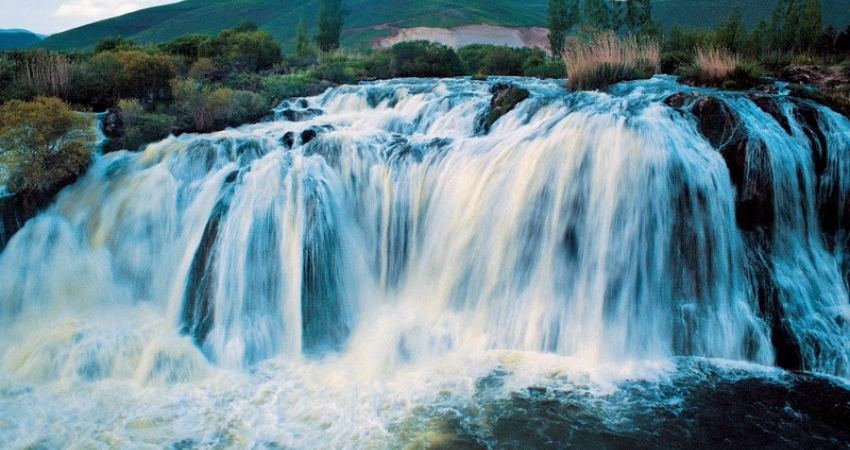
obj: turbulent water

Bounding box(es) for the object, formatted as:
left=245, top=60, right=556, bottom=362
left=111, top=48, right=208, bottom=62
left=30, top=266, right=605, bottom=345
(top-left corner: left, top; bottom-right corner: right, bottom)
left=1, top=77, right=849, bottom=448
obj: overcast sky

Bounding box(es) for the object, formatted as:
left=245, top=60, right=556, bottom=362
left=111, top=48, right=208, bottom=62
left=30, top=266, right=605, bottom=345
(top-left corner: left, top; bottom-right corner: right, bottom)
left=1, top=0, right=182, bottom=35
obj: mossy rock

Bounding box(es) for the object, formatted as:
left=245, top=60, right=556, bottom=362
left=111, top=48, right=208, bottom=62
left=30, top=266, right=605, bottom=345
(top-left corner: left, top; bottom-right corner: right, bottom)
left=481, top=82, right=530, bottom=133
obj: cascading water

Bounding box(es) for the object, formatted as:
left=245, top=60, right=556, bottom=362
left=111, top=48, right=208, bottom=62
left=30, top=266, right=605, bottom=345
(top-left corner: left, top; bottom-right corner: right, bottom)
left=1, top=77, right=849, bottom=448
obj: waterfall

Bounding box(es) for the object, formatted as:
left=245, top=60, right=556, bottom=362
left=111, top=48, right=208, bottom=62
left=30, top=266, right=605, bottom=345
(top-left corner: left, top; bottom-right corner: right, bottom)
left=1, top=77, right=849, bottom=448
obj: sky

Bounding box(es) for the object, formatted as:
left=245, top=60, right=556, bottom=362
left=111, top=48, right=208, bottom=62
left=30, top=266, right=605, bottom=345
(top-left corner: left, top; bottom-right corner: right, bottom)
left=1, top=0, right=182, bottom=35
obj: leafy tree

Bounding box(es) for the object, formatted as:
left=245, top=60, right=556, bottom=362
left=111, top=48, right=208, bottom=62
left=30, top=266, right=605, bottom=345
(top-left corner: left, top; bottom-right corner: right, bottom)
left=94, top=36, right=140, bottom=53
left=716, top=6, right=748, bottom=54
left=0, top=97, right=94, bottom=194
left=160, top=34, right=211, bottom=59
left=201, top=24, right=281, bottom=72
left=114, top=51, right=177, bottom=105
left=316, top=0, right=344, bottom=53
left=389, top=41, right=463, bottom=77
left=582, top=0, right=622, bottom=31
left=624, top=0, right=652, bottom=34
left=296, top=15, right=313, bottom=57
left=548, top=0, right=580, bottom=58
left=837, top=25, right=850, bottom=54
left=799, top=0, right=822, bottom=54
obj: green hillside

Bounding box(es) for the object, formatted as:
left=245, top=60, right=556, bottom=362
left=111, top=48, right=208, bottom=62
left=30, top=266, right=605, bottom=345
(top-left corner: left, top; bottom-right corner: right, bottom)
left=0, top=29, right=44, bottom=50
left=36, top=0, right=850, bottom=52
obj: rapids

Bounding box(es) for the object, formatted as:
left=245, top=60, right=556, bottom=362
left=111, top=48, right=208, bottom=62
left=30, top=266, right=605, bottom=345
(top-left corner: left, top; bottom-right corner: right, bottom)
left=0, top=76, right=849, bottom=448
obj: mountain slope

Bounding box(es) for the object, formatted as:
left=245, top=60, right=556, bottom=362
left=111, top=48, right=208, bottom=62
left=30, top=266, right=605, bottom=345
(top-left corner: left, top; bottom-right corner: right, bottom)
left=0, top=29, right=45, bottom=50
left=37, top=0, right=850, bottom=52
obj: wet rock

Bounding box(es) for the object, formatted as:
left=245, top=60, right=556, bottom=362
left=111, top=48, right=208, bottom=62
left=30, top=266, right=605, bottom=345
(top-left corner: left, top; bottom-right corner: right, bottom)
left=477, top=82, right=530, bottom=134
left=750, top=95, right=791, bottom=134
left=279, top=108, right=324, bottom=122
left=688, top=96, right=775, bottom=231
left=300, top=127, right=321, bottom=145
left=281, top=131, right=296, bottom=149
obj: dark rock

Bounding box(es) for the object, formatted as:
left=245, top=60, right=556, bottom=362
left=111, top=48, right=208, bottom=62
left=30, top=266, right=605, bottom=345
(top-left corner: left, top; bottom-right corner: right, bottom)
left=280, top=108, right=324, bottom=122
left=751, top=95, right=791, bottom=134
left=281, top=131, right=296, bottom=149
left=300, top=127, right=319, bottom=145
left=689, top=95, right=775, bottom=231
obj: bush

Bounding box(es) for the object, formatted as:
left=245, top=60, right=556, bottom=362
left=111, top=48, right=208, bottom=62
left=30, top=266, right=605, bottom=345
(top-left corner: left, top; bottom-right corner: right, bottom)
left=200, top=25, right=281, bottom=73
left=171, top=79, right=268, bottom=133
left=116, top=99, right=173, bottom=150
left=458, top=44, right=545, bottom=76
left=0, top=97, right=94, bottom=194
left=311, top=56, right=355, bottom=84
left=361, top=49, right=393, bottom=79
left=259, top=72, right=329, bottom=102
left=522, top=56, right=566, bottom=78
left=389, top=41, right=464, bottom=78
left=565, top=31, right=660, bottom=90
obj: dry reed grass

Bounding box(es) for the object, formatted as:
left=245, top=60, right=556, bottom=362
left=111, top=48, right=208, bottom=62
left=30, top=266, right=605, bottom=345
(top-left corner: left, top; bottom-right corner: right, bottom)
left=693, top=47, right=739, bottom=83
left=563, top=31, right=660, bottom=90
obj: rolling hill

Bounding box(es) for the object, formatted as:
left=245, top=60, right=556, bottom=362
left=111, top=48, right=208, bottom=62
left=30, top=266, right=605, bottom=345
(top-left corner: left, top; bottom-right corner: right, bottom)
left=36, top=0, right=850, bottom=52
left=0, top=29, right=45, bottom=50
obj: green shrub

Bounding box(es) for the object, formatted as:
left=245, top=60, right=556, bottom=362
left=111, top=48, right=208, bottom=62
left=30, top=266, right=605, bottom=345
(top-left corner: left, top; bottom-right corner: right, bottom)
left=458, top=44, right=545, bottom=76
left=200, top=24, right=281, bottom=73
left=260, top=72, right=328, bottom=102
left=171, top=79, right=268, bottom=133
left=117, top=99, right=173, bottom=150
left=361, top=49, right=393, bottom=79
left=522, top=57, right=566, bottom=78
left=311, top=56, right=355, bottom=84
left=0, top=97, right=94, bottom=194
left=389, top=41, right=464, bottom=78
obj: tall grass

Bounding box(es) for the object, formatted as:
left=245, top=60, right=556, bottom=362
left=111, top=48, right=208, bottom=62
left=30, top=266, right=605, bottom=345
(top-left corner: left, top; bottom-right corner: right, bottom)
left=563, top=31, right=660, bottom=90
left=692, top=46, right=739, bottom=84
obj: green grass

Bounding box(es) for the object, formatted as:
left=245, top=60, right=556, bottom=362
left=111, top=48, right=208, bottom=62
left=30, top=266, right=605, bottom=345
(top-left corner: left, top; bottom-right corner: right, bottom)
left=35, top=0, right=850, bottom=52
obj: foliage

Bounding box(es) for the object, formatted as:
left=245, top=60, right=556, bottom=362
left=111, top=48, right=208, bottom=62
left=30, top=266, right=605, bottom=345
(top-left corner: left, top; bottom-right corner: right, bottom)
left=295, top=16, right=315, bottom=58
left=565, top=31, right=659, bottom=90
left=582, top=0, right=623, bottom=31
left=389, top=41, right=464, bottom=78
left=311, top=56, right=356, bottom=84
left=200, top=23, right=281, bottom=73
left=624, top=0, right=652, bottom=34
left=159, top=34, right=210, bottom=60
left=521, top=56, right=566, bottom=78
left=114, top=51, right=177, bottom=105
left=17, top=50, right=70, bottom=99
left=116, top=99, right=173, bottom=151
left=170, top=79, right=268, bottom=133
left=94, top=36, right=140, bottom=53
left=547, top=0, right=580, bottom=57
left=458, top=45, right=546, bottom=76
left=259, top=72, right=329, bottom=102
left=316, top=0, right=344, bottom=53
left=715, top=6, right=748, bottom=55
left=0, top=97, right=94, bottom=194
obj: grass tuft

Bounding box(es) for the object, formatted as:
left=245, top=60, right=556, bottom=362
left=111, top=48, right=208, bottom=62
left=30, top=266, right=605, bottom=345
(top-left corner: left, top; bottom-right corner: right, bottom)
left=563, top=31, right=660, bottom=91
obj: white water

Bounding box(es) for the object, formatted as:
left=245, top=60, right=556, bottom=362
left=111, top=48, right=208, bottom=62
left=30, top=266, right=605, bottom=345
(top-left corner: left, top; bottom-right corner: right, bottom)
left=0, top=77, right=848, bottom=447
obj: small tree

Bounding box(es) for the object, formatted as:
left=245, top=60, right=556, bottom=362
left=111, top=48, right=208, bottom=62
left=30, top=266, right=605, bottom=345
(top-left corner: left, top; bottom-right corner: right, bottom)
left=799, top=0, right=823, bottom=54
left=624, top=0, right=652, bottom=34
left=716, top=6, right=748, bottom=54
left=296, top=15, right=313, bottom=57
left=0, top=97, right=94, bottom=194
left=548, top=0, right=580, bottom=58
left=316, top=0, right=344, bottom=53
